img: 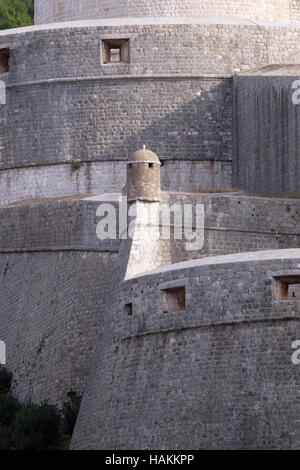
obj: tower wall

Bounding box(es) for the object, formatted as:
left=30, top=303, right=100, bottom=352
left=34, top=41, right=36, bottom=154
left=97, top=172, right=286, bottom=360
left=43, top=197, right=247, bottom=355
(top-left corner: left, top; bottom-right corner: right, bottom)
left=233, top=70, right=300, bottom=196
left=34, top=0, right=292, bottom=25
left=0, top=196, right=120, bottom=405
left=1, top=192, right=299, bottom=406
left=71, top=250, right=300, bottom=449
left=2, top=21, right=300, bottom=204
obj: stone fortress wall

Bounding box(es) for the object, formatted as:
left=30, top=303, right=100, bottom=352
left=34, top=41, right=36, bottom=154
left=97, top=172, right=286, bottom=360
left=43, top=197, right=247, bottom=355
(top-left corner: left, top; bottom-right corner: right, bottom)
left=1, top=191, right=299, bottom=405
left=34, top=0, right=294, bottom=24
left=2, top=20, right=300, bottom=203
left=0, top=195, right=120, bottom=404
left=233, top=68, right=300, bottom=196
left=71, top=249, right=300, bottom=449
left=0, top=0, right=300, bottom=450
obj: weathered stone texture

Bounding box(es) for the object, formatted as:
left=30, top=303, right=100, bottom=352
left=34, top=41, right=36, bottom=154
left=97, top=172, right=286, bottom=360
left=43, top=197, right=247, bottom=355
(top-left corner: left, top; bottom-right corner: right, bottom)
left=160, top=192, right=300, bottom=263
left=0, top=250, right=117, bottom=405
left=290, top=0, right=300, bottom=20
left=3, top=74, right=232, bottom=167
left=127, top=149, right=161, bottom=202
left=1, top=2, right=300, bottom=450
left=5, top=22, right=300, bottom=83
left=2, top=21, right=300, bottom=200
left=0, top=196, right=119, bottom=404
left=0, top=161, right=233, bottom=208
left=34, top=0, right=293, bottom=24
left=1, top=192, right=299, bottom=407
left=71, top=252, right=300, bottom=449
left=0, top=162, right=126, bottom=207
left=233, top=72, right=300, bottom=196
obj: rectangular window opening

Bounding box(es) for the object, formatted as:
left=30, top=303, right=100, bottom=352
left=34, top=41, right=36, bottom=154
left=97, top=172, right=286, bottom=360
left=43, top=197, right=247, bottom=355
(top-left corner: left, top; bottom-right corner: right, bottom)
left=125, top=302, right=133, bottom=316
left=102, top=39, right=130, bottom=64
left=274, top=276, right=300, bottom=301
left=0, top=48, right=10, bottom=74
left=163, top=287, right=186, bottom=313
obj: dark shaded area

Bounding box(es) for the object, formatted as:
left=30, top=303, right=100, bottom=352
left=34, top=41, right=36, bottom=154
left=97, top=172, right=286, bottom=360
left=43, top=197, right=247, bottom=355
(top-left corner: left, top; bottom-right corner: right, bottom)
left=233, top=73, right=300, bottom=196
left=1, top=78, right=232, bottom=168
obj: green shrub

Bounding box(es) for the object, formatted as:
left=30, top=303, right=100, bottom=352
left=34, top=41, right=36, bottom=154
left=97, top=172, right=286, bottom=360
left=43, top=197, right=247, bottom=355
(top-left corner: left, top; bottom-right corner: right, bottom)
left=14, top=402, right=61, bottom=450
left=71, top=160, right=82, bottom=172
left=0, top=423, right=14, bottom=450
left=0, top=393, right=21, bottom=427
left=0, top=366, right=12, bottom=394
left=62, top=391, right=82, bottom=437
left=59, top=439, right=71, bottom=450
left=0, top=0, right=34, bottom=30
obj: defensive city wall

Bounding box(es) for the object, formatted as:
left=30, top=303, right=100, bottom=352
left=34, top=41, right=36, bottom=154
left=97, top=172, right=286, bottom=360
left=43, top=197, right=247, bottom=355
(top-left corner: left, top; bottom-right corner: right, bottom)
left=234, top=66, right=300, bottom=196
left=0, top=0, right=300, bottom=450
left=0, top=191, right=299, bottom=404
left=2, top=19, right=300, bottom=202
left=0, top=195, right=119, bottom=404
left=34, top=0, right=299, bottom=24
left=71, top=249, right=300, bottom=449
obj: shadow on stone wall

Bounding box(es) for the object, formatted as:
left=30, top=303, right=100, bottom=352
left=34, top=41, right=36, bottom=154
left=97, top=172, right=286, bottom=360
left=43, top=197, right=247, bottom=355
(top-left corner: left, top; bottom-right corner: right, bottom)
left=2, top=79, right=232, bottom=169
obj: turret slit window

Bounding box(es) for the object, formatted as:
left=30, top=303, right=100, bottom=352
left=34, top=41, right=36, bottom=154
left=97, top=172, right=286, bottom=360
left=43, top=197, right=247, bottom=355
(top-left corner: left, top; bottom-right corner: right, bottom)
left=102, top=39, right=130, bottom=64
left=125, top=303, right=133, bottom=316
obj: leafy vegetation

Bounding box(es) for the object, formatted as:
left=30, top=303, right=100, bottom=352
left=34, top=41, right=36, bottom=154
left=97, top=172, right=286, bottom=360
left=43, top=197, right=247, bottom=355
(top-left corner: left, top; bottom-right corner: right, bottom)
left=71, top=160, right=82, bottom=172
left=0, top=423, right=14, bottom=451
left=0, top=393, right=21, bottom=427
left=0, top=366, right=12, bottom=394
left=0, top=0, right=34, bottom=30
left=0, top=365, right=82, bottom=450
left=14, top=402, right=61, bottom=450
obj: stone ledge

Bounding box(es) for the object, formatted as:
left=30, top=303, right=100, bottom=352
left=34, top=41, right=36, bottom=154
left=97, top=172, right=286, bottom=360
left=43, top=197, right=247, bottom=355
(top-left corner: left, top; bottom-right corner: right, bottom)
left=7, top=74, right=232, bottom=89
left=2, top=17, right=300, bottom=37
left=120, top=314, right=300, bottom=341
left=132, top=249, right=300, bottom=278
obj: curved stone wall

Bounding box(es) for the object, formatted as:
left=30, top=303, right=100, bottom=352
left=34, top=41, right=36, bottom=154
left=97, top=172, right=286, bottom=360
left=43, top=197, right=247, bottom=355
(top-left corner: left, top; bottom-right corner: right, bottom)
left=0, top=195, right=120, bottom=405
left=34, top=0, right=292, bottom=25
left=1, top=21, right=300, bottom=202
left=1, top=192, right=299, bottom=406
left=159, top=192, right=300, bottom=264
left=71, top=250, right=300, bottom=449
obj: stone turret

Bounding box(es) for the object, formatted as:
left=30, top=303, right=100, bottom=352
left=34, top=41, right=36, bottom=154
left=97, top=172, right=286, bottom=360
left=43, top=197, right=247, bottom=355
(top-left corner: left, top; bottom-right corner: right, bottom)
left=126, top=148, right=161, bottom=202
